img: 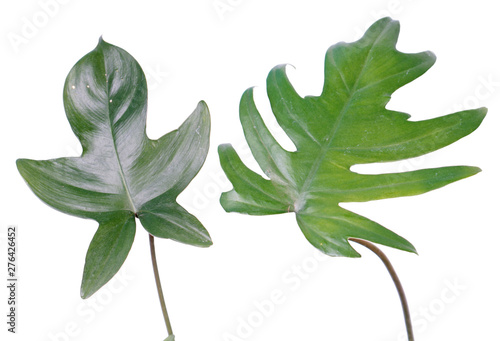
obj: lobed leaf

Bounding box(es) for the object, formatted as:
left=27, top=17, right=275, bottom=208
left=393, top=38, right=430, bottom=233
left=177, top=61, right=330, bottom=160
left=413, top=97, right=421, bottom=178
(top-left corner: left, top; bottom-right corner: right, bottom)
left=219, top=17, right=486, bottom=257
left=17, top=38, right=211, bottom=297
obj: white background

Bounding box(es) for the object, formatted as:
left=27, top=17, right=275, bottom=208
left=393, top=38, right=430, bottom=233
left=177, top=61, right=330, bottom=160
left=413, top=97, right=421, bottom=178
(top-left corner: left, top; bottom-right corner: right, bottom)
left=1, top=0, right=499, bottom=340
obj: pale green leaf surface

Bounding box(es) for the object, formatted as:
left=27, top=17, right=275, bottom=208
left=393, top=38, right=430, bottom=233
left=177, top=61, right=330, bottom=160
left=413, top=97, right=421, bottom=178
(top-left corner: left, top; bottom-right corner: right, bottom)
left=219, top=18, right=485, bottom=257
left=17, top=39, right=211, bottom=297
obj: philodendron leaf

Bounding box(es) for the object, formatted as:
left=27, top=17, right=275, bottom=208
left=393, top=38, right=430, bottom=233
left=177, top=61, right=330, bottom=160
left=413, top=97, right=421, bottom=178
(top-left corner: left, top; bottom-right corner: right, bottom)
left=17, top=38, right=211, bottom=298
left=219, top=17, right=486, bottom=257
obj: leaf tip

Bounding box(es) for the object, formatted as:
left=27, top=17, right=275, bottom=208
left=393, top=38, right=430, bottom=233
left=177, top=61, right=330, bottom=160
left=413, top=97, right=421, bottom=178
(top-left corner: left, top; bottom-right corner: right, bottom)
left=217, top=143, right=233, bottom=155
left=196, top=100, right=211, bottom=123
left=402, top=242, right=418, bottom=255
left=348, top=237, right=418, bottom=257
left=98, top=35, right=107, bottom=45
left=268, top=63, right=295, bottom=81
left=15, top=158, right=34, bottom=179
left=197, top=99, right=208, bottom=110
left=377, top=16, right=398, bottom=25
left=457, top=106, right=487, bottom=135
left=360, top=16, right=401, bottom=49
left=219, top=191, right=231, bottom=212
left=423, top=50, right=437, bottom=64
left=15, top=158, right=26, bottom=171
left=80, top=270, right=99, bottom=300
left=201, top=238, right=214, bottom=247
left=382, top=235, right=418, bottom=255
left=191, top=229, right=214, bottom=248
left=272, top=63, right=295, bottom=72
left=369, top=16, right=400, bottom=33
left=96, top=35, right=112, bottom=50
left=476, top=106, right=488, bottom=119
left=80, top=286, right=92, bottom=300
left=97, top=35, right=105, bottom=48
left=467, top=166, right=482, bottom=176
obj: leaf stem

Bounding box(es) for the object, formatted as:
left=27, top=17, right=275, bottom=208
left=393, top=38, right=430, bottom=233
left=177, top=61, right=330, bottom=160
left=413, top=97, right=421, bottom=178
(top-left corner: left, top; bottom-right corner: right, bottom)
left=349, top=237, right=414, bottom=341
left=149, top=234, right=174, bottom=336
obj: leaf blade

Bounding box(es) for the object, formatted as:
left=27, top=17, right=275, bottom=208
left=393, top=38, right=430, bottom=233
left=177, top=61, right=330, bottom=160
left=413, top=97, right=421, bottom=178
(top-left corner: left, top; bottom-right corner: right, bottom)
left=219, top=17, right=485, bottom=257
left=297, top=206, right=416, bottom=257
left=131, top=101, right=211, bottom=208
left=81, top=212, right=136, bottom=299
left=139, top=201, right=211, bottom=247
left=17, top=38, right=211, bottom=297
left=218, top=144, right=292, bottom=215
left=16, top=157, right=126, bottom=218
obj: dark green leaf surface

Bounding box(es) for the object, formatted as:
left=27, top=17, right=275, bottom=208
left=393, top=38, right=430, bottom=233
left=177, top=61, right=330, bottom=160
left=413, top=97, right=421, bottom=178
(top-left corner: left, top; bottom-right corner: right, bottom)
left=219, top=18, right=486, bottom=257
left=17, top=38, right=211, bottom=298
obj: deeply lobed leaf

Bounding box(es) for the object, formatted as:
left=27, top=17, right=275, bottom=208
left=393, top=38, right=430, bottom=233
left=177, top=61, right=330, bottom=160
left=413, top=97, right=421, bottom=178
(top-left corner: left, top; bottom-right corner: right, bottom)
left=219, top=17, right=486, bottom=257
left=17, top=39, right=212, bottom=298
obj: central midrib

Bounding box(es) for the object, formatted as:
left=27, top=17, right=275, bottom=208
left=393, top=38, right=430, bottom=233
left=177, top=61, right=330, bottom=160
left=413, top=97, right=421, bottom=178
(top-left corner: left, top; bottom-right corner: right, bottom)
left=102, top=56, right=138, bottom=213
left=295, top=25, right=390, bottom=210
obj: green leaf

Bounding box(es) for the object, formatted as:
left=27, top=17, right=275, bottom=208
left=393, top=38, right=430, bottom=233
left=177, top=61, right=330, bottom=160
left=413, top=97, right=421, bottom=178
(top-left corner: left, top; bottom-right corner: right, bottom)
left=219, top=17, right=486, bottom=257
left=17, top=38, right=211, bottom=298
